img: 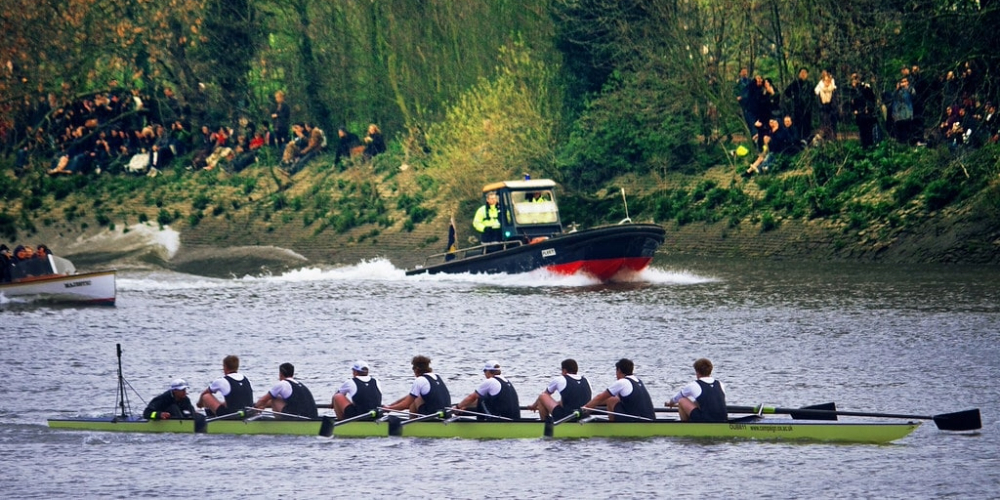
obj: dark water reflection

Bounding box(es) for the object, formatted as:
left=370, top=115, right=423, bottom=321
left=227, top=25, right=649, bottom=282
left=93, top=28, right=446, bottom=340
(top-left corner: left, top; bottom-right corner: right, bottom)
left=2, top=256, right=998, bottom=498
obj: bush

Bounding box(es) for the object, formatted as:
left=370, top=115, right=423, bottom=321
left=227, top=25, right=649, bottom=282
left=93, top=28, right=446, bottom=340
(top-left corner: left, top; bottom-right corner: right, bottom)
left=157, top=209, right=173, bottom=225
left=924, top=179, right=962, bottom=211
left=760, top=212, right=779, bottom=232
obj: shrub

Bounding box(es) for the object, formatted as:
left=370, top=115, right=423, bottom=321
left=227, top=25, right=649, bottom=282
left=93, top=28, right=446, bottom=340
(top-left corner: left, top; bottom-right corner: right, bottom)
left=760, top=212, right=779, bottom=232
left=924, top=179, right=961, bottom=211
left=157, top=209, right=173, bottom=225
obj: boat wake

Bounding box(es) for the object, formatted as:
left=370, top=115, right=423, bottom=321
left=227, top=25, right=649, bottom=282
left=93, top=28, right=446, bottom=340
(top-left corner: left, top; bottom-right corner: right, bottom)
left=238, top=257, right=718, bottom=288
left=37, top=257, right=718, bottom=296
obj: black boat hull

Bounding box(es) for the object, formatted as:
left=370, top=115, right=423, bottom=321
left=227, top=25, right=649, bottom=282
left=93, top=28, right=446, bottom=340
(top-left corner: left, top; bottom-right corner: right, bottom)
left=406, top=224, right=665, bottom=281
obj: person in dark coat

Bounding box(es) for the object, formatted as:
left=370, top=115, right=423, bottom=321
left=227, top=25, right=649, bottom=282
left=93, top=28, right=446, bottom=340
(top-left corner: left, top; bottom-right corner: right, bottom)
left=143, top=379, right=198, bottom=420
left=784, top=68, right=815, bottom=143
left=335, top=126, right=361, bottom=165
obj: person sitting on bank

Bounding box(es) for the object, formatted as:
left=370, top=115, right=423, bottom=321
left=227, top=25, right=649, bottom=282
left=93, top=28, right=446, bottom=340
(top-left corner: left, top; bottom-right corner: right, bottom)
left=254, top=362, right=318, bottom=418
left=665, top=358, right=727, bottom=422
left=582, top=358, right=655, bottom=422
left=455, top=360, right=521, bottom=421
left=331, top=360, right=383, bottom=421
left=527, top=358, right=592, bottom=421
left=473, top=191, right=502, bottom=253
left=334, top=126, right=361, bottom=165
left=197, top=355, right=254, bottom=417
left=362, top=123, right=386, bottom=160
left=143, top=378, right=197, bottom=420
left=383, top=355, right=451, bottom=417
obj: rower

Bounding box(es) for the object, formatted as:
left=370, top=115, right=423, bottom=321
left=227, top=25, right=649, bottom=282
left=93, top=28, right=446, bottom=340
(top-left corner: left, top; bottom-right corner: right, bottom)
left=254, top=362, right=318, bottom=418
left=455, top=360, right=520, bottom=421
left=143, top=378, right=197, bottom=420
left=528, top=358, right=592, bottom=421
left=383, top=355, right=451, bottom=417
left=582, top=358, right=655, bottom=422
left=197, top=355, right=254, bottom=417
left=665, top=358, right=727, bottom=422
left=331, top=359, right=383, bottom=420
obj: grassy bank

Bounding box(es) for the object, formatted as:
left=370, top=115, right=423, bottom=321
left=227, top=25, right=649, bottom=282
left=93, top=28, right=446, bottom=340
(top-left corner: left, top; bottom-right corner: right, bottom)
left=3, top=139, right=1000, bottom=270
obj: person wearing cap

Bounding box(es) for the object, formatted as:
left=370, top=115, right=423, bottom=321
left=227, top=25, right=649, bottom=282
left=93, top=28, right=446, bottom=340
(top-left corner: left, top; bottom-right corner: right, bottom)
left=383, top=355, right=451, bottom=417
left=143, top=378, right=197, bottom=420
left=665, top=358, right=727, bottom=422
left=527, top=358, right=592, bottom=421
left=582, top=358, right=655, bottom=422
left=331, top=360, right=383, bottom=420
left=455, top=360, right=521, bottom=421
left=254, top=362, right=318, bottom=418
left=472, top=191, right=502, bottom=253
left=197, top=355, right=254, bottom=417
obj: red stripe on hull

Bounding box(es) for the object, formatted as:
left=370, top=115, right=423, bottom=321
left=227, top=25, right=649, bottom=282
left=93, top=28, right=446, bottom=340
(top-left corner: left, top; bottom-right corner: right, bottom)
left=546, top=257, right=653, bottom=282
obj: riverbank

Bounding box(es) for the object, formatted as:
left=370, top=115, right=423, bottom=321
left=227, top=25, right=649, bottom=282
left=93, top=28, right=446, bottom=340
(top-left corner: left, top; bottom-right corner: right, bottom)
left=11, top=158, right=998, bottom=278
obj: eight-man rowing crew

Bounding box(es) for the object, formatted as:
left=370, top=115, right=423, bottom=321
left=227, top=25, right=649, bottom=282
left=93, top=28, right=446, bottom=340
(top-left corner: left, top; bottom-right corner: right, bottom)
left=143, top=355, right=728, bottom=424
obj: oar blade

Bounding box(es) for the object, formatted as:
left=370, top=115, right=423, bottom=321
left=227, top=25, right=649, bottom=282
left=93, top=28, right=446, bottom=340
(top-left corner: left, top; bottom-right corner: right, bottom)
left=932, top=408, right=981, bottom=431
left=319, top=416, right=335, bottom=437
left=789, top=402, right=838, bottom=421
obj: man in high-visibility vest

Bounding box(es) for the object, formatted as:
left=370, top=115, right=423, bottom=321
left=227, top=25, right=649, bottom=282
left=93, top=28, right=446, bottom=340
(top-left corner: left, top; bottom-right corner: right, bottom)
left=473, top=191, right=502, bottom=253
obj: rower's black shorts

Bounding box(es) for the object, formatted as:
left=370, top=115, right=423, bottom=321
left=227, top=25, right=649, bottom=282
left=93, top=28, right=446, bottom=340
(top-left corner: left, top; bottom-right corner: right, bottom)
left=551, top=405, right=579, bottom=421
left=343, top=405, right=377, bottom=420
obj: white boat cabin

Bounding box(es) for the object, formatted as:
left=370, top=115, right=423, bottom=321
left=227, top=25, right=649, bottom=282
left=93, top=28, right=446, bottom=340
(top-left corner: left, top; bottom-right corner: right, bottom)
left=481, top=179, right=563, bottom=241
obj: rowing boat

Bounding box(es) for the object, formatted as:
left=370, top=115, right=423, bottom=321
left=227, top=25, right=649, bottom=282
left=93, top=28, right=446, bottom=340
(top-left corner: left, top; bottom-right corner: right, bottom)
left=46, top=415, right=922, bottom=443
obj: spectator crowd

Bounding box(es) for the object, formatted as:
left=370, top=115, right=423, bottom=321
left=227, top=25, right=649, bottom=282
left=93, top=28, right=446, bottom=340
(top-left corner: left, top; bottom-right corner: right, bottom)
left=735, top=63, right=999, bottom=176
left=1, top=84, right=387, bottom=179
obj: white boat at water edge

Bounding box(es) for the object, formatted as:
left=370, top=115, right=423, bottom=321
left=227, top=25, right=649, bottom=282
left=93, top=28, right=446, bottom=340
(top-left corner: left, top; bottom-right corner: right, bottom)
left=0, top=254, right=116, bottom=305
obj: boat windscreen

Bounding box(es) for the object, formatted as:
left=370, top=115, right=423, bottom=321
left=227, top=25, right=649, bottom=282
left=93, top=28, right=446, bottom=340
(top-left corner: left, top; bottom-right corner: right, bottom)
left=512, top=191, right=558, bottom=224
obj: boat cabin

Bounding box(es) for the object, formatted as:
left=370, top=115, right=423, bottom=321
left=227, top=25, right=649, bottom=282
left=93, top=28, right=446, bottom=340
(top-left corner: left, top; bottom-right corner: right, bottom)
left=481, top=179, right=562, bottom=242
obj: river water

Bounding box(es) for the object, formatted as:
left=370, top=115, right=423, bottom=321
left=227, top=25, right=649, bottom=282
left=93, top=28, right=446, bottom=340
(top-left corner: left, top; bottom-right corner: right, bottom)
left=2, top=254, right=998, bottom=499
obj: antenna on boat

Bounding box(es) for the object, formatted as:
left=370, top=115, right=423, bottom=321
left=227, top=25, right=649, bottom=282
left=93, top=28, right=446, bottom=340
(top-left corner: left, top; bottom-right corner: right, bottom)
left=116, top=344, right=127, bottom=419
left=619, top=188, right=632, bottom=224
left=113, top=343, right=139, bottom=420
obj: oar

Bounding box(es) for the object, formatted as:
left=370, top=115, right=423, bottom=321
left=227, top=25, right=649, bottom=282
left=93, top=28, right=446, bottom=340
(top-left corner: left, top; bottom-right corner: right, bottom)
left=727, top=405, right=981, bottom=431
left=244, top=407, right=315, bottom=421
left=450, top=407, right=513, bottom=421
left=386, top=410, right=448, bottom=437
left=584, top=407, right=654, bottom=422
left=654, top=402, right=839, bottom=421
left=318, top=410, right=379, bottom=438
left=194, top=409, right=249, bottom=433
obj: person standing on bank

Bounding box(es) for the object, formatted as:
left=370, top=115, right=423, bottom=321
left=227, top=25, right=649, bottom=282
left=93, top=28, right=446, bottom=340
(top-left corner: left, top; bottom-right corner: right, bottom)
left=144, top=378, right=197, bottom=420
left=197, top=355, right=253, bottom=417
left=254, top=362, right=318, bottom=418
left=583, top=358, right=655, bottom=422
left=665, top=358, right=727, bottom=422
left=455, top=360, right=521, bottom=421
left=527, top=358, right=592, bottom=421
left=473, top=191, right=502, bottom=253
left=331, top=360, right=383, bottom=421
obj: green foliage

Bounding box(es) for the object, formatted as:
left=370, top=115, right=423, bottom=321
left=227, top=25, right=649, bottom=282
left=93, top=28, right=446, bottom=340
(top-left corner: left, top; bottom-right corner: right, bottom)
left=760, top=212, right=779, bottom=232
left=157, top=209, right=174, bottom=226
left=558, top=70, right=710, bottom=189
left=425, top=41, right=561, bottom=200
left=0, top=212, right=16, bottom=241
left=924, top=179, right=962, bottom=212
left=192, top=194, right=211, bottom=211
left=894, top=178, right=923, bottom=204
